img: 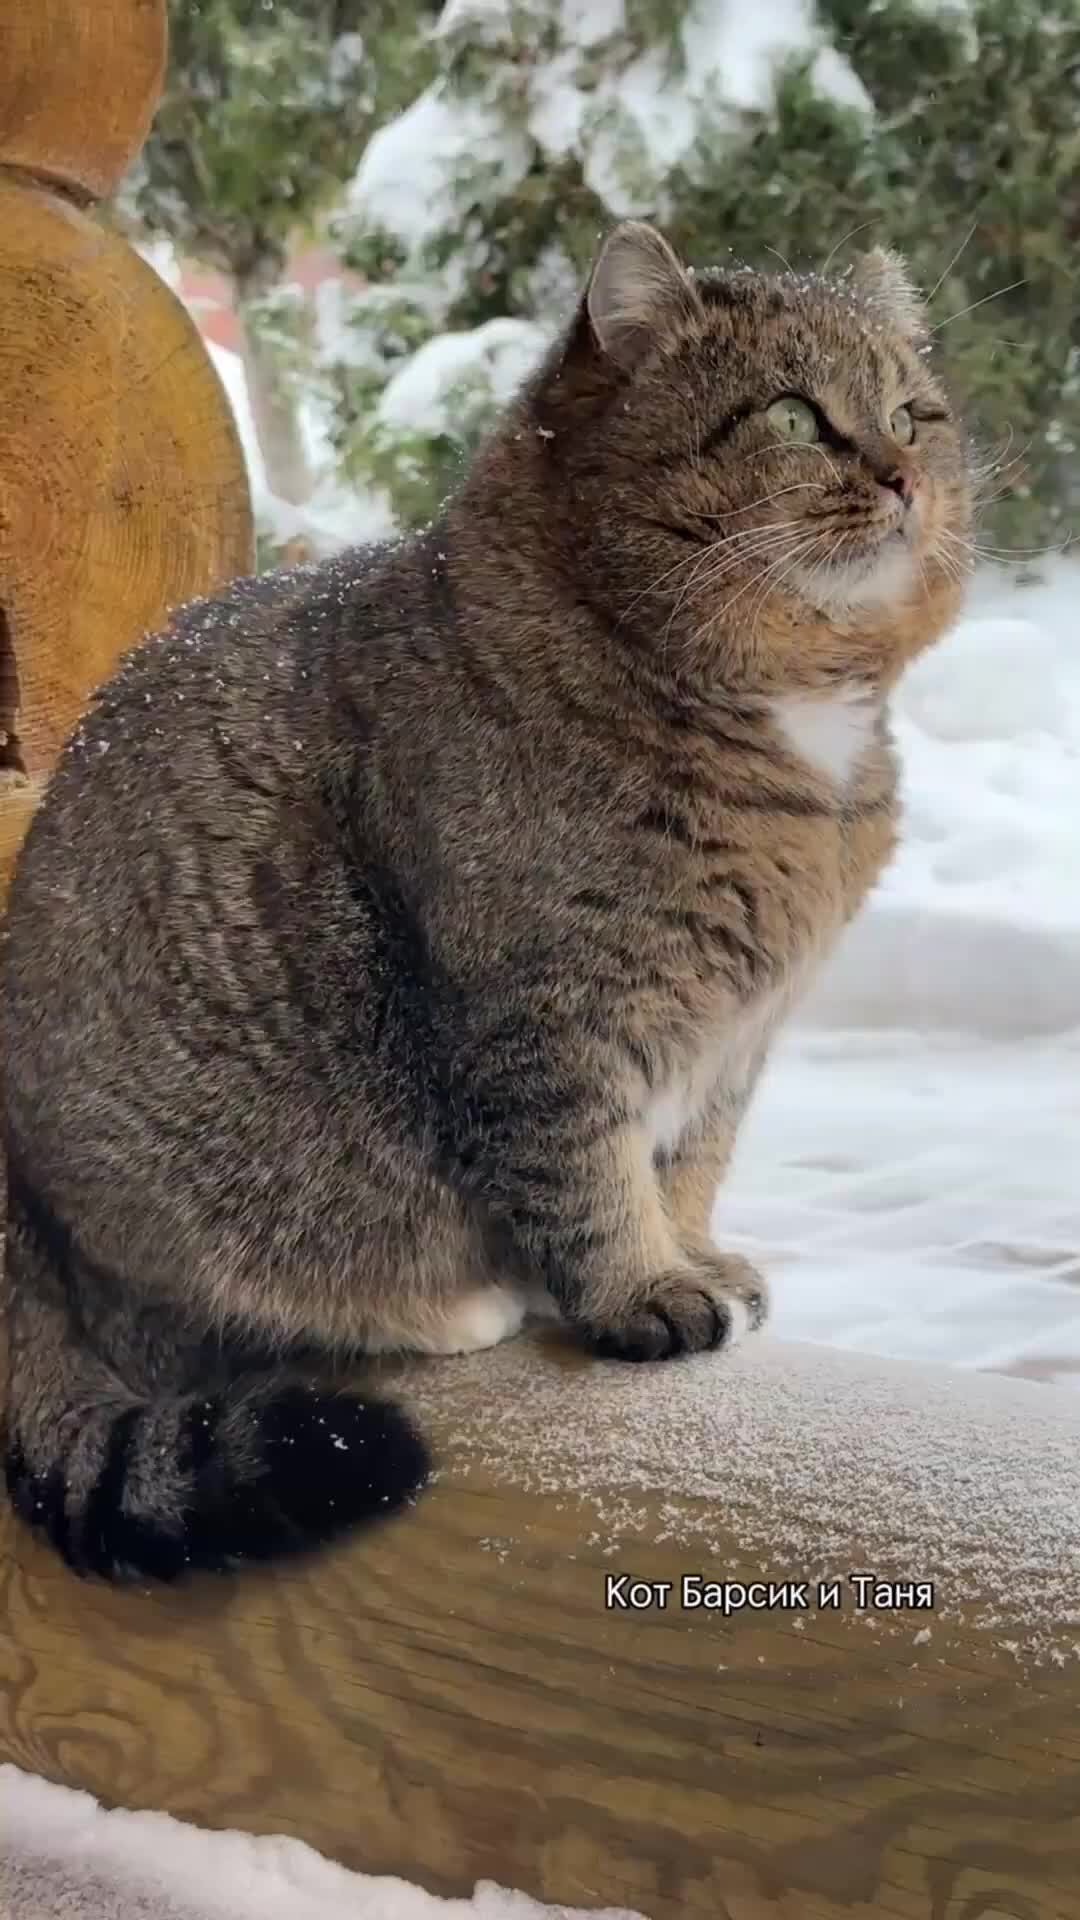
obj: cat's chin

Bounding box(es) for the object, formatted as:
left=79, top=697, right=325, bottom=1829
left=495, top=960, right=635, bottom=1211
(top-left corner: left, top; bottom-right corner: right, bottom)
left=793, top=533, right=918, bottom=616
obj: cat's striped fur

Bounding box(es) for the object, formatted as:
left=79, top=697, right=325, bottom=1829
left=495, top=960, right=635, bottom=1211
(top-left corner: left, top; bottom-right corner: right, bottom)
left=1, top=224, right=972, bottom=1580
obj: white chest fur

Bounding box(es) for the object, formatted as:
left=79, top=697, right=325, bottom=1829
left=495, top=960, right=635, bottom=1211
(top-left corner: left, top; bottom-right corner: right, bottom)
left=769, top=685, right=880, bottom=786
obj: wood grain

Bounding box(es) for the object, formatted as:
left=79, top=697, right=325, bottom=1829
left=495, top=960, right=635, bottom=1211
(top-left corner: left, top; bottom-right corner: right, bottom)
left=0, top=0, right=253, bottom=902
left=0, top=0, right=166, bottom=201
left=0, top=179, right=254, bottom=903
left=2, top=1334, right=1079, bottom=1919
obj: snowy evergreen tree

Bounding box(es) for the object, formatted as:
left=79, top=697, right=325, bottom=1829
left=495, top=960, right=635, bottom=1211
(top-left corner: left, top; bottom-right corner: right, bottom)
left=331, top=0, right=1079, bottom=551
left=115, top=0, right=437, bottom=512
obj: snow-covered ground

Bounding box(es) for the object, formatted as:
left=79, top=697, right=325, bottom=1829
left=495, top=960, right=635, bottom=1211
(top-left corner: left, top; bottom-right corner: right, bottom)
left=722, top=562, right=1080, bottom=1383
left=0, top=1769, right=644, bottom=1920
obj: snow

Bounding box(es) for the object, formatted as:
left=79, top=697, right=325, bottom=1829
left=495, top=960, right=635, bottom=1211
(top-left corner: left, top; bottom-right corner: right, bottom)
left=439, top=0, right=625, bottom=47
left=348, top=87, right=531, bottom=260
left=405, top=1321, right=1080, bottom=1667
left=577, top=0, right=871, bottom=214
left=376, top=318, right=549, bottom=436
left=560, top=0, right=626, bottom=46
left=721, top=561, right=1080, bottom=1385
left=352, top=2, right=870, bottom=239
left=206, top=339, right=394, bottom=556
left=0, top=1769, right=645, bottom=1920
left=204, top=341, right=266, bottom=501
left=136, top=237, right=183, bottom=292
left=680, top=0, right=870, bottom=118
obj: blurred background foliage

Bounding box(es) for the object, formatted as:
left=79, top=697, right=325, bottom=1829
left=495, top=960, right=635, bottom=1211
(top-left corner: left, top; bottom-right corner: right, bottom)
left=113, top=0, right=1080, bottom=560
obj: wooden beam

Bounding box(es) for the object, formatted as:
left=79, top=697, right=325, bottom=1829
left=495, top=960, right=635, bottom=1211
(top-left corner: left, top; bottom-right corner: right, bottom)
left=2, top=1333, right=1077, bottom=1916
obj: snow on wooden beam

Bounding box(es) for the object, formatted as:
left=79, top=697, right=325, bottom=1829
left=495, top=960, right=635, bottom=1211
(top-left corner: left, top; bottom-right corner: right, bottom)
left=1, top=1331, right=1076, bottom=1918
left=0, top=0, right=254, bottom=905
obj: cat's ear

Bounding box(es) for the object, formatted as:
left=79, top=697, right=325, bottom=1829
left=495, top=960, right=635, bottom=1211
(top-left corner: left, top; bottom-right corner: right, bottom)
left=853, top=247, right=928, bottom=341
left=586, top=222, right=702, bottom=366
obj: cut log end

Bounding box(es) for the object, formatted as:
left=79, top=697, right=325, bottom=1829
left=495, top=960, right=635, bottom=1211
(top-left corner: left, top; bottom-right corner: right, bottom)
left=0, top=178, right=254, bottom=903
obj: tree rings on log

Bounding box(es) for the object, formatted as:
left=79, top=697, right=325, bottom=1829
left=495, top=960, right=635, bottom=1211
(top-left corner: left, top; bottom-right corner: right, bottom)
left=0, top=178, right=254, bottom=900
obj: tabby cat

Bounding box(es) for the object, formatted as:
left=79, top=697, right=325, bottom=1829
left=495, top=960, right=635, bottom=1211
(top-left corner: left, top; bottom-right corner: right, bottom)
left=1, top=223, right=972, bottom=1581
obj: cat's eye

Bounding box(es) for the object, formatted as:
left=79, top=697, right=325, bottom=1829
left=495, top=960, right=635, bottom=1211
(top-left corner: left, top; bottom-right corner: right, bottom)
left=766, top=396, right=819, bottom=444
left=890, top=405, right=915, bottom=446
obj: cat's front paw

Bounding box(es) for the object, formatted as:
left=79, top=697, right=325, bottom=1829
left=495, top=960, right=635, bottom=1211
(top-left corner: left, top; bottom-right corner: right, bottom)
left=585, top=1253, right=767, bottom=1363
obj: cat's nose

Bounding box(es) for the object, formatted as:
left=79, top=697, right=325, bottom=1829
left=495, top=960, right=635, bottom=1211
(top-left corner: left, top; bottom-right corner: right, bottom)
left=879, top=464, right=917, bottom=507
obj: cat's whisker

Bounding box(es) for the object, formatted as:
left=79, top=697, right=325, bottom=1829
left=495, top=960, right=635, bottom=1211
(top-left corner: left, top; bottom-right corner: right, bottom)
left=621, top=532, right=742, bottom=625
left=681, top=525, right=815, bottom=605
left=969, top=424, right=1017, bottom=482
left=821, top=219, right=879, bottom=275
left=936, top=529, right=1000, bottom=571
left=659, top=517, right=805, bottom=598
left=938, top=549, right=970, bottom=589
left=683, top=512, right=811, bottom=552
left=927, top=532, right=967, bottom=591
left=940, top=523, right=1072, bottom=558
left=665, top=525, right=809, bottom=637
left=690, top=518, right=811, bottom=565
left=971, top=431, right=1037, bottom=505
left=746, top=546, right=818, bottom=639
left=692, top=539, right=807, bottom=642
left=929, top=279, right=1027, bottom=334
left=628, top=512, right=810, bottom=618
left=973, top=464, right=1029, bottom=505
left=687, top=389, right=705, bottom=468
left=714, top=532, right=824, bottom=625
left=801, top=444, right=843, bottom=487
left=652, top=524, right=807, bottom=647
left=749, top=533, right=832, bottom=636
left=743, top=540, right=827, bottom=637
left=936, top=525, right=1075, bottom=566
left=763, top=243, right=797, bottom=275
left=695, top=483, right=827, bottom=521
left=925, top=222, right=978, bottom=304
left=975, top=485, right=1026, bottom=512
left=728, top=446, right=796, bottom=473
left=979, top=541, right=1074, bottom=561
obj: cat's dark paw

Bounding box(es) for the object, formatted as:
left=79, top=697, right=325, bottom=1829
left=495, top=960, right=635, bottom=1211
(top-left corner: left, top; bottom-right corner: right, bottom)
left=585, top=1255, right=767, bottom=1363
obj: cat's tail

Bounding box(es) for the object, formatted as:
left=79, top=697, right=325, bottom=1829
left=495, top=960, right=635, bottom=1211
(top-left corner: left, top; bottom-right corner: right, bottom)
left=2, top=1163, right=430, bottom=1584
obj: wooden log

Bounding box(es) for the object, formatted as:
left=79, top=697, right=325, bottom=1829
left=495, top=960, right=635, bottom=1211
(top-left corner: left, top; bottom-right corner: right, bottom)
left=0, top=0, right=254, bottom=904
left=2, top=1332, right=1078, bottom=1918
left=0, top=0, right=166, bottom=201
left=0, top=181, right=252, bottom=783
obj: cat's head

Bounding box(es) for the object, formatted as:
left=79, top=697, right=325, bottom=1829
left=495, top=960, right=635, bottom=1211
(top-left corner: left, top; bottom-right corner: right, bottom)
left=522, top=221, right=973, bottom=693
